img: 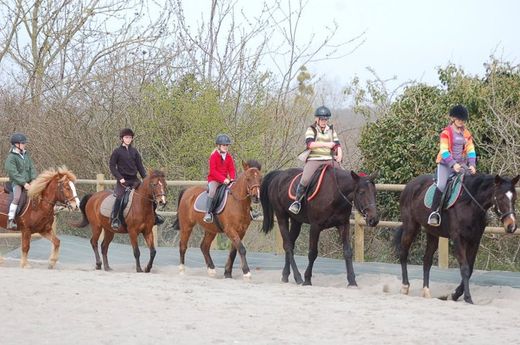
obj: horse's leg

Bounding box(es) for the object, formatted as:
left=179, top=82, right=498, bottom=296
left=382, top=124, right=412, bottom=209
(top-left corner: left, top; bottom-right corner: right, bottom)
left=90, top=226, right=103, bottom=270
left=303, top=224, right=321, bottom=286
left=422, top=233, right=439, bottom=298
left=287, top=220, right=303, bottom=284
left=40, top=228, right=61, bottom=269
left=451, top=237, right=473, bottom=303
left=224, top=246, right=237, bottom=279
left=178, top=222, right=194, bottom=275
left=398, top=222, right=421, bottom=295
left=129, top=231, right=143, bottom=272
left=100, top=230, right=115, bottom=271
left=200, top=231, right=217, bottom=276
left=226, top=228, right=251, bottom=278
left=338, top=223, right=357, bottom=287
left=143, top=229, right=156, bottom=273
left=452, top=239, right=479, bottom=302
left=20, top=230, right=32, bottom=268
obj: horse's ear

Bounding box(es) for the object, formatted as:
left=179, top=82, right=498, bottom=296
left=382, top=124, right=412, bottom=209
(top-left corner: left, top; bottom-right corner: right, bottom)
left=351, top=170, right=360, bottom=182
left=495, top=175, right=504, bottom=185
left=242, top=160, right=249, bottom=170
left=369, top=171, right=379, bottom=182
left=512, top=175, right=520, bottom=186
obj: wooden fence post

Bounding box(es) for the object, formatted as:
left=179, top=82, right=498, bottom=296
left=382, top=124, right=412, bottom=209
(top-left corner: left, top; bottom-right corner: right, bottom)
left=354, top=211, right=364, bottom=262
left=438, top=237, right=449, bottom=269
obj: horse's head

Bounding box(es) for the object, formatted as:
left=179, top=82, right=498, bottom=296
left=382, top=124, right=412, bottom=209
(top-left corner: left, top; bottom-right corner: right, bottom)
left=493, top=175, right=520, bottom=233
left=147, top=170, right=167, bottom=207
left=351, top=171, right=379, bottom=227
left=57, top=173, right=80, bottom=211
left=242, top=161, right=262, bottom=204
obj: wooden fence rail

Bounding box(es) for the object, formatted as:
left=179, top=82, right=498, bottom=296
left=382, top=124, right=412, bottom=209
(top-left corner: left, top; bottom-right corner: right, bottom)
left=1, top=175, right=519, bottom=269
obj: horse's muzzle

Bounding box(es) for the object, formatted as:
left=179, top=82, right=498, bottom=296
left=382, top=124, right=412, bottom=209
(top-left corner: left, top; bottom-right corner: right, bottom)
left=366, top=215, right=380, bottom=228
left=506, top=223, right=517, bottom=234
left=252, top=196, right=260, bottom=204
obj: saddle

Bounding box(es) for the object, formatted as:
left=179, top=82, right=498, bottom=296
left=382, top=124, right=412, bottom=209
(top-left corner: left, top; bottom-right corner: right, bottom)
left=100, top=189, right=135, bottom=219
left=194, top=184, right=230, bottom=214
left=424, top=173, right=464, bottom=210
left=288, top=164, right=330, bottom=201
left=0, top=187, right=29, bottom=216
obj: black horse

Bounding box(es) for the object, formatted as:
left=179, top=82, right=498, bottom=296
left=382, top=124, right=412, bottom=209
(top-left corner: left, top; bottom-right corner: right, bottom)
left=260, top=166, right=379, bottom=286
left=395, top=173, right=519, bottom=304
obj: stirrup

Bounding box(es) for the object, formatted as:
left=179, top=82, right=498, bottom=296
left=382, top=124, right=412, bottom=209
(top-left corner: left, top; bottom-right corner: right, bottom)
left=427, top=212, right=441, bottom=227
left=111, top=218, right=121, bottom=230
left=288, top=201, right=301, bottom=214
left=6, top=219, right=17, bottom=230
left=203, top=213, right=213, bottom=223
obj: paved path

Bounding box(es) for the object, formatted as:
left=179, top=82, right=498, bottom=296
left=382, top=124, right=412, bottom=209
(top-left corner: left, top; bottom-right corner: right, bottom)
left=4, top=235, right=520, bottom=288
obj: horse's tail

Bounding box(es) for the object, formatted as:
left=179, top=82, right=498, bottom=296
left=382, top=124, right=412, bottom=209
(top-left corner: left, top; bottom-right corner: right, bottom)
left=171, top=189, right=186, bottom=230
left=393, top=226, right=404, bottom=256
left=73, top=193, right=93, bottom=228
left=260, top=170, right=280, bottom=234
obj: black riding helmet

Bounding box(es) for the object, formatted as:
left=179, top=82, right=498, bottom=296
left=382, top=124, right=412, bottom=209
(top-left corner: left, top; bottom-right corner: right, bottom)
left=315, top=106, right=331, bottom=119
left=120, top=128, right=135, bottom=138
left=449, top=105, right=469, bottom=121
left=215, top=134, right=232, bottom=145
left=10, top=133, right=28, bottom=145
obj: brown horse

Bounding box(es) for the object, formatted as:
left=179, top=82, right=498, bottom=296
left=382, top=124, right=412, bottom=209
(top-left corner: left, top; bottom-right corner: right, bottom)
left=0, top=167, right=80, bottom=268
left=74, top=170, right=167, bottom=272
left=172, top=160, right=262, bottom=279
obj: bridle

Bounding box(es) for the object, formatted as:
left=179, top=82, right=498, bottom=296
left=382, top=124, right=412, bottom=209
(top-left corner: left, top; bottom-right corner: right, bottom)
left=331, top=164, right=375, bottom=218
left=493, top=190, right=515, bottom=222
left=41, top=179, right=78, bottom=209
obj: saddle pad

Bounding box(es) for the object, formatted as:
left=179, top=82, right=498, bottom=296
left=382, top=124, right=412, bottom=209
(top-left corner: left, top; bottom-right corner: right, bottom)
left=424, top=174, right=464, bottom=209
left=100, top=190, right=135, bottom=218
left=288, top=164, right=330, bottom=201
left=194, top=190, right=229, bottom=214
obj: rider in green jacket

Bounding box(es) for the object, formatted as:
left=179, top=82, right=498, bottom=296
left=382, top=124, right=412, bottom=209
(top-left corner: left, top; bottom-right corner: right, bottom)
left=4, top=133, right=37, bottom=230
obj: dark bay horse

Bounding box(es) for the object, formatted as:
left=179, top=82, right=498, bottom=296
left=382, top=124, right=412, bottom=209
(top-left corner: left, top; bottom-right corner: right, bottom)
left=0, top=167, right=80, bottom=268
left=172, top=160, right=262, bottom=279
left=260, top=166, right=379, bottom=286
left=395, top=173, right=519, bottom=304
left=75, top=170, right=167, bottom=272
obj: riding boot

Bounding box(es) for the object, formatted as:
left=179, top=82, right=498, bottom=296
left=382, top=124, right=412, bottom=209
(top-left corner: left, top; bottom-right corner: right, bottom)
left=6, top=203, right=18, bottom=230
left=111, top=197, right=122, bottom=230
left=203, top=197, right=214, bottom=223
left=427, top=188, right=443, bottom=227
left=288, top=183, right=306, bottom=214
left=153, top=202, right=165, bottom=225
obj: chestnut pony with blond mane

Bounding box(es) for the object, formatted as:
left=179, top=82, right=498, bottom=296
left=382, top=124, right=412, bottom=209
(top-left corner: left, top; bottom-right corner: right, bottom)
left=0, top=167, right=80, bottom=268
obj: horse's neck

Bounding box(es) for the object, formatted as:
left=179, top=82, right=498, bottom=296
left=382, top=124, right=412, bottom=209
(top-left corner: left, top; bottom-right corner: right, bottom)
left=134, top=182, right=153, bottom=206
left=229, top=178, right=250, bottom=205
left=466, top=175, right=494, bottom=210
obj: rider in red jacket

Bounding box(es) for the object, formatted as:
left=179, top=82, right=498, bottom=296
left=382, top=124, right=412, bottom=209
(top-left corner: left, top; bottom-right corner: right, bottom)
left=204, top=134, right=236, bottom=223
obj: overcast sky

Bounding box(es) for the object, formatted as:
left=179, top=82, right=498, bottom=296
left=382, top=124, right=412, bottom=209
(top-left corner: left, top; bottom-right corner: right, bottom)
left=311, top=0, right=520, bottom=87
left=184, top=0, right=519, bottom=89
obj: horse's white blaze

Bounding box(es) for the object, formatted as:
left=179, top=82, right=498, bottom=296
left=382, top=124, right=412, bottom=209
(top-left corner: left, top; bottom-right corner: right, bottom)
left=69, top=181, right=80, bottom=208
left=506, top=191, right=513, bottom=201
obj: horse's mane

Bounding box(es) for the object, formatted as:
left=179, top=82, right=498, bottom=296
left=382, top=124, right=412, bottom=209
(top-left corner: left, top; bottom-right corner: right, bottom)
left=459, top=173, right=494, bottom=202
left=28, top=166, right=77, bottom=200
left=147, top=169, right=166, bottom=179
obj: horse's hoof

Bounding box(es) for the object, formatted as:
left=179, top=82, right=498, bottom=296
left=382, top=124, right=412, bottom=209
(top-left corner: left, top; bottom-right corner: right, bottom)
left=48, top=263, right=57, bottom=270
left=347, top=283, right=358, bottom=288
left=464, top=296, right=474, bottom=304
left=422, top=287, right=432, bottom=298
left=281, top=276, right=289, bottom=283
left=104, top=267, right=113, bottom=272
left=243, top=272, right=252, bottom=280
left=400, top=284, right=410, bottom=295
left=145, top=267, right=152, bottom=273
left=207, top=268, right=217, bottom=277
left=95, top=263, right=102, bottom=270
left=451, top=293, right=460, bottom=301
left=302, top=281, right=312, bottom=286
left=224, top=273, right=232, bottom=279
left=179, top=265, right=185, bottom=275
